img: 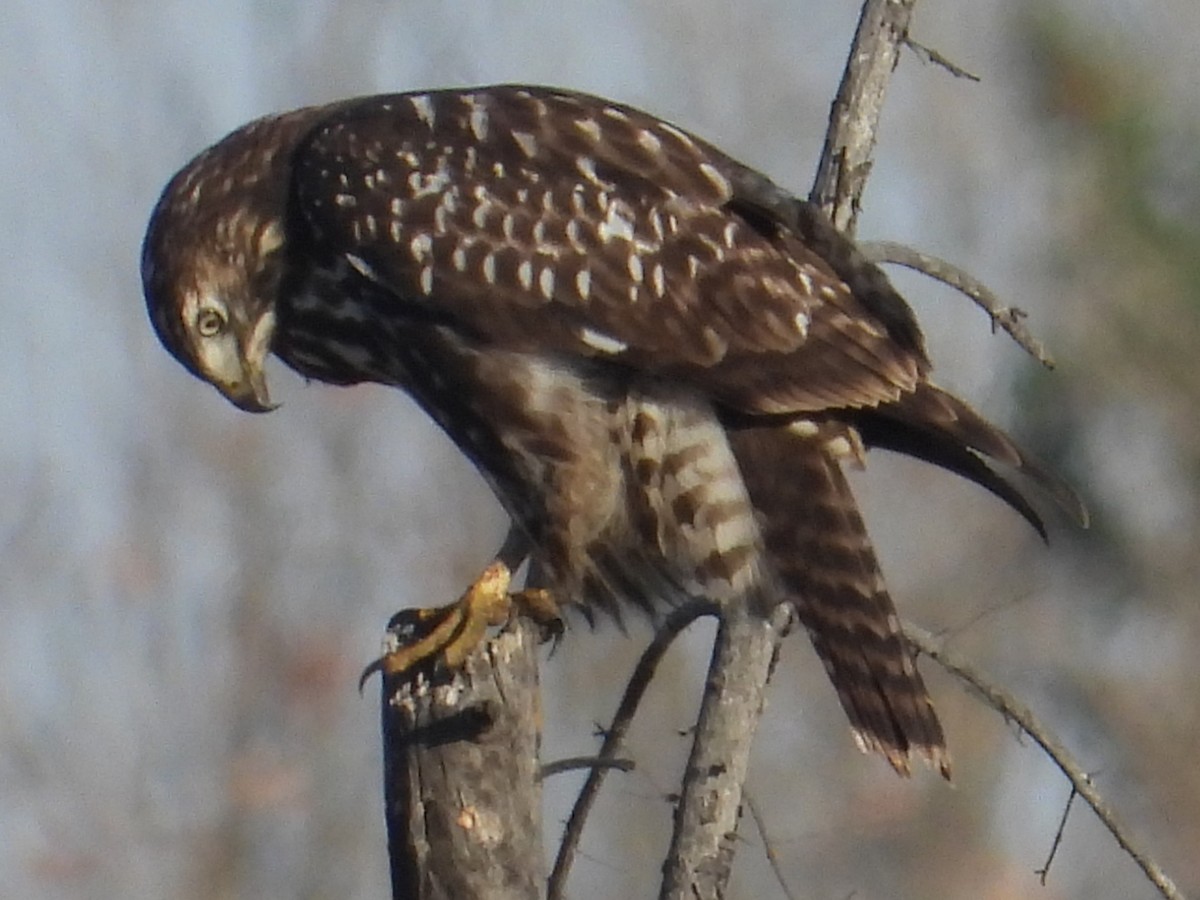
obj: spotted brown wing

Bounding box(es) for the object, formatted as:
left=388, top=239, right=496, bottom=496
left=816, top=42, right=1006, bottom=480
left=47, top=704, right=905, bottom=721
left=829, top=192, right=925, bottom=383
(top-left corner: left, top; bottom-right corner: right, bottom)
left=288, top=87, right=930, bottom=416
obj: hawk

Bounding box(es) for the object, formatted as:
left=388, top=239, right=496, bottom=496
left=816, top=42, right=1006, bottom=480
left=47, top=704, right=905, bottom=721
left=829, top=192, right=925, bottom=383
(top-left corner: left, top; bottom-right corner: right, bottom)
left=141, top=86, right=1085, bottom=776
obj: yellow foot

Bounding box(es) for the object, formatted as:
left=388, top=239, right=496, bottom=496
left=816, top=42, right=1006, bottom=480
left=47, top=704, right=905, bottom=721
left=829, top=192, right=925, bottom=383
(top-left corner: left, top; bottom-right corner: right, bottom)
left=361, top=561, right=563, bottom=687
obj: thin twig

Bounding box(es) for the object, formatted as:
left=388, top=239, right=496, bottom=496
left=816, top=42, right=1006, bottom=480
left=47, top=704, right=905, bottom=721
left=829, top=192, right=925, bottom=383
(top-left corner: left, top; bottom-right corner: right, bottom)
left=547, top=602, right=715, bottom=900
left=1036, top=783, right=1081, bottom=885
left=745, top=791, right=800, bottom=900
left=861, top=240, right=1057, bottom=367
left=903, top=622, right=1184, bottom=900
left=903, top=37, right=981, bottom=81
left=540, top=756, right=635, bottom=780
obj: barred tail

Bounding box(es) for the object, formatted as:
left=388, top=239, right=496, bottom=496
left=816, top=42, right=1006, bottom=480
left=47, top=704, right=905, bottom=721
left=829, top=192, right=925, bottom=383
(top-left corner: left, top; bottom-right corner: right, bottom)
left=729, top=426, right=950, bottom=778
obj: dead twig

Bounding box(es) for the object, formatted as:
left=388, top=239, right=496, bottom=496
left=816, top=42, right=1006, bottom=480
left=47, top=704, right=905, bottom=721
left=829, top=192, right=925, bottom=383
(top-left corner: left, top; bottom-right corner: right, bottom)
left=548, top=602, right=715, bottom=900
left=1036, top=782, right=1082, bottom=885
left=902, top=36, right=981, bottom=81
left=904, top=621, right=1184, bottom=900
left=745, top=791, right=801, bottom=900
left=540, top=756, right=635, bottom=780
left=862, top=240, right=1057, bottom=367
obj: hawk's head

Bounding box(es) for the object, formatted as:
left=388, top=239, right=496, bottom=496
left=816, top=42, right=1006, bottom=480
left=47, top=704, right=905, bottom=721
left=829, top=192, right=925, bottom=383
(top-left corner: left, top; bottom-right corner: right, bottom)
left=141, top=111, right=318, bottom=412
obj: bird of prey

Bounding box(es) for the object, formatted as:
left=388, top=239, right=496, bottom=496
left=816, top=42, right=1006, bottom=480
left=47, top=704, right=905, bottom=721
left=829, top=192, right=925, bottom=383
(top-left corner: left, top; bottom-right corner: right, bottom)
left=141, top=86, right=1085, bottom=776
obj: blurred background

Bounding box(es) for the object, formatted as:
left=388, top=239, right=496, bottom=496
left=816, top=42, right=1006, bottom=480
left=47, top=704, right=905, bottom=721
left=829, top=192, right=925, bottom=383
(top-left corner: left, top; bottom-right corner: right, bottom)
left=3, top=1, right=1197, bottom=897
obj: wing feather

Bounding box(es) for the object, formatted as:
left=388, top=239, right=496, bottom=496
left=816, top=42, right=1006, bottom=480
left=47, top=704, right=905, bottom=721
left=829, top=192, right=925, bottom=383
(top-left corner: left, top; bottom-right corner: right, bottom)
left=288, top=86, right=929, bottom=415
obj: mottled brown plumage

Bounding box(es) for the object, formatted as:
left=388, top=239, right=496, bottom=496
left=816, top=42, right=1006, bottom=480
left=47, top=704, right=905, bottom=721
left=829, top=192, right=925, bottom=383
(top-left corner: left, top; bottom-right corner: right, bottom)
left=142, top=86, right=1085, bottom=776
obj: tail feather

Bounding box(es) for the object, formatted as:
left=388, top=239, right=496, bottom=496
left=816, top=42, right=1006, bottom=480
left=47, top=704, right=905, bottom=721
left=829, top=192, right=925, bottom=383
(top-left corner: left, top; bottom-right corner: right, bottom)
left=856, top=383, right=1088, bottom=533
left=729, top=425, right=950, bottom=778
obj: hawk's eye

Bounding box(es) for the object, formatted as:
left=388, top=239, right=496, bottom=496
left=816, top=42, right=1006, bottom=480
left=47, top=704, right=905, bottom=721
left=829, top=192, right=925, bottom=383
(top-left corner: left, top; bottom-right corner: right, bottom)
left=196, top=308, right=227, bottom=337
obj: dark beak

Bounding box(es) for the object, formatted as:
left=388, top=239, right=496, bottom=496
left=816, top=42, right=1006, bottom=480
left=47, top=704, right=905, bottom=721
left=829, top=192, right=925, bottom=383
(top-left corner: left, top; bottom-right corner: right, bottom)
left=225, top=365, right=278, bottom=413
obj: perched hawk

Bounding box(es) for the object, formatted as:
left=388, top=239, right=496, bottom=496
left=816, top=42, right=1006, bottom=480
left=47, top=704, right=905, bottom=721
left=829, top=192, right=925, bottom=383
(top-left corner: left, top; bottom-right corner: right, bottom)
left=142, top=86, right=1084, bottom=776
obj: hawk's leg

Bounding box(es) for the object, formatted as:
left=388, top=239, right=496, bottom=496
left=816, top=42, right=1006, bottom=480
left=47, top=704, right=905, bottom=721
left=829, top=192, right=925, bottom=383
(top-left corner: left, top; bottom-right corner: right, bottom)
left=372, top=527, right=562, bottom=678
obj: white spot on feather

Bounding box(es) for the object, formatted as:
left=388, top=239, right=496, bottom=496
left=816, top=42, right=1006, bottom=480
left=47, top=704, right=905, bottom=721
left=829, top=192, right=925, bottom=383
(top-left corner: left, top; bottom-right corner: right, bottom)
left=825, top=436, right=852, bottom=458
left=419, top=266, right=434, bottom=295
left=409, top=234, right=432, bottom=263
left=598, top=202, right=635, bottom=243
left=538, top=267, right=555, bottom=300
left=627, top=254, right=644, bottom=283
left=566, top=219, right=584, bottom=251
left=575, top=269, right=591, bottom=301
left=409, top=95, right=435, bottom=127
left=465, top=95, right=489, bottom=140
left=518, top=260, right=534, bottom=290
left=660, top=122, right=695, bottom=148
left=579, top=327, right=627, bottom=355
left=793, top=311, right=810, bottom=336
left=482, top=252, right=497, bottom=284
left=649, top=210, right=665, bottom=241
left=574, top=118, right=602, bottom=142
left=700, top=163, right=731, bottom=197
left=407, top=169, right=452, bottom=199
left=512, top=131, right=538, bottom=157
left=576, top=156, right=612, bottom=188
left=788, top=419, right=819, bottom=438
left=345, top=254, right=377, bottom=280
left=637, top=129, right=662, bottom=155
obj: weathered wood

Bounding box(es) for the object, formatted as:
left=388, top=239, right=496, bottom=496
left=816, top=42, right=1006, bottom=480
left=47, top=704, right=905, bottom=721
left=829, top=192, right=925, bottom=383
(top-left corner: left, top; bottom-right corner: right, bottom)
left=658, top=603, right=790, bottom=900
left=380, top=619, right=544, bottom=900
left=810, top=0, right=918, bottom=233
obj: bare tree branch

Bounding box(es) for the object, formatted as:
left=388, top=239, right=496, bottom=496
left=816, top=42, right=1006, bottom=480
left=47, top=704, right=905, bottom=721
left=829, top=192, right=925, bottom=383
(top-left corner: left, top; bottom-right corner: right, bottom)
left=548, top=602, right=714, bottom=900
left=904, top=622, right=1185, bottom=900
left=659, top=603, right=791, bottom=900
left=862, top=240, right=1057, bottom=367
left=809, top=0, right=919, bottom=231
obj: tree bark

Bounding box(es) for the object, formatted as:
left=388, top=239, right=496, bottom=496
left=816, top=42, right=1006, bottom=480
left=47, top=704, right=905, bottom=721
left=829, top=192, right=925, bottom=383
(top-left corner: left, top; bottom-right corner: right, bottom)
left=381, top=619, right=544, bottom=900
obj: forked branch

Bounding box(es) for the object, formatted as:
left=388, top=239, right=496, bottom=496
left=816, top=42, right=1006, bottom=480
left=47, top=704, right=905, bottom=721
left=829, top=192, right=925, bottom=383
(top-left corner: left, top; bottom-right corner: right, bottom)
left=904, top=622, right=1184, bottom=900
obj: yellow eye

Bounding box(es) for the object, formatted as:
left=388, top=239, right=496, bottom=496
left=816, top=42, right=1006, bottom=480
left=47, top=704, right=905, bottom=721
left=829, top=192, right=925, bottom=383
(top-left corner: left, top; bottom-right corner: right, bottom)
left=196, top=308, right=227, bottom=337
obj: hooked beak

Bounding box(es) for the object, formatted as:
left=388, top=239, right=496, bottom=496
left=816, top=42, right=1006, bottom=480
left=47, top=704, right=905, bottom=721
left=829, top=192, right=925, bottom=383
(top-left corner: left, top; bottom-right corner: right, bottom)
left=224, top=364, right=278, bottom=413
left=217, top=309, right=279, bottom=413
